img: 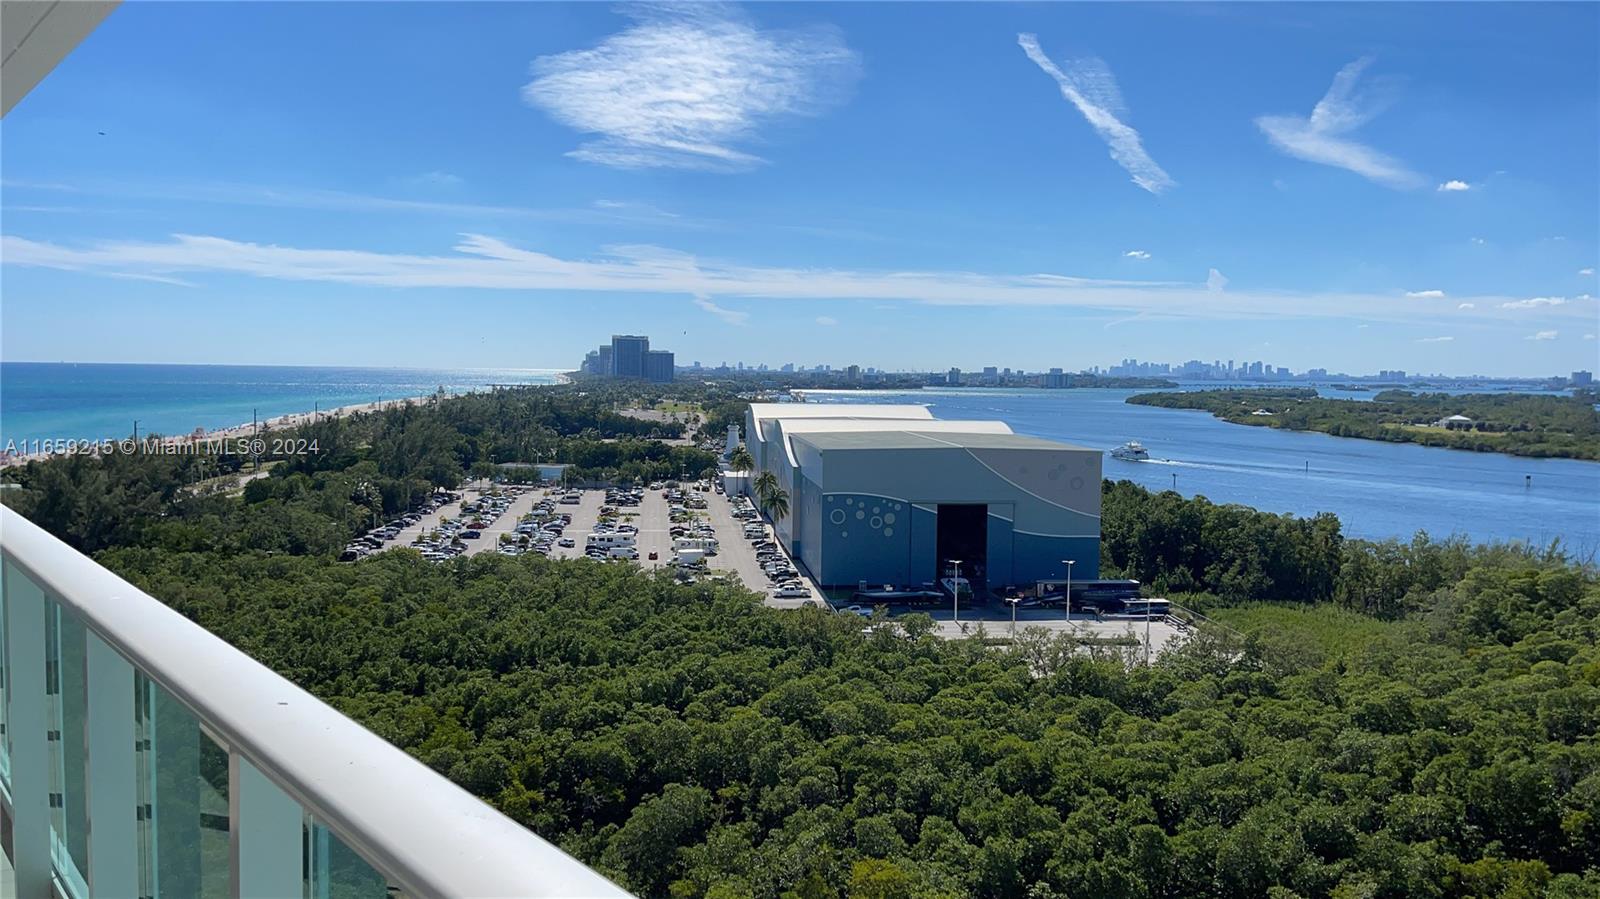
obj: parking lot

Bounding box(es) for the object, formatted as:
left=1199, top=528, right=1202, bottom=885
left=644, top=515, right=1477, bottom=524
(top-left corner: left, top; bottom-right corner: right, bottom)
left=701, top=486, right=825, bottom=609
left=548, top=490, right=605, bottom=560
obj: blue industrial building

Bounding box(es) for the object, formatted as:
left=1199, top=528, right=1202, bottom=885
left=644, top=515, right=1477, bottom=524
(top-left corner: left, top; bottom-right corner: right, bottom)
left=743, top=404, right=1100, bottom=591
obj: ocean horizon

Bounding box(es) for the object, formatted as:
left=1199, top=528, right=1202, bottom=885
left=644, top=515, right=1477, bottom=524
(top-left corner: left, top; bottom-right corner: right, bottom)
left=0, top=361, right=563, bottom=446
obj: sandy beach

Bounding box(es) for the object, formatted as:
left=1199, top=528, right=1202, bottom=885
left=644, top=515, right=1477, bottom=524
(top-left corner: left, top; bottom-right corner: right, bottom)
left=1, top=377, right=565, bottom=469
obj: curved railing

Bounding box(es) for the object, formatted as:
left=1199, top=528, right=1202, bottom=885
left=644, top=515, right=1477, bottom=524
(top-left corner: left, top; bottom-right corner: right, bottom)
left=0, top=505, right=628, bottom=898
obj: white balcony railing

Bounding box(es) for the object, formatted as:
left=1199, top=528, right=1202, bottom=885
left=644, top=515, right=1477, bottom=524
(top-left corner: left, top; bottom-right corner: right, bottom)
left=0, top=505, right=629, bottom=898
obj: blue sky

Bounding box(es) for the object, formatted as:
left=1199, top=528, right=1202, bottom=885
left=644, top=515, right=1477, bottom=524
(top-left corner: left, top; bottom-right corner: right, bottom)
left=2, top=2, right=1596, bottom=376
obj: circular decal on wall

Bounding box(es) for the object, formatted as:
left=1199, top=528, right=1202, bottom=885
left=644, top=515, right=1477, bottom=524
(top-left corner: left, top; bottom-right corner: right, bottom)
left=830, top=509, right=846, bottom=525
left=884, top=513, right=896, bottom=525
left=870, top=516, right=882, bottom=529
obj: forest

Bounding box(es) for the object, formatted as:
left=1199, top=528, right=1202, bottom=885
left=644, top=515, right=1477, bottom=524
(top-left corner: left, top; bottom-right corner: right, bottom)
left=2, top=384, right=1597, bottom=898
left=1126, top=389, right=1600, bottom=459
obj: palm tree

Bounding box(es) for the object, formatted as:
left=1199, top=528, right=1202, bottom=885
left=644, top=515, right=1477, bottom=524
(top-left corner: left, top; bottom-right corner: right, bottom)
left=729, top=446, right=754, bottom=473
left=753, top=470, right=778, bottom=507
left=762, top=487, right=790, bottom=529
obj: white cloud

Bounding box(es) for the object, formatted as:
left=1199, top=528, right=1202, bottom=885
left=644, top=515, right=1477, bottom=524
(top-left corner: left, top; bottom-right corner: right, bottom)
left=407, top=171, right=463, bottom=187
left=1417, top=336, right=1454, bottom=343
left=692, top=295, right=749, bottom=325
left=1436, top=180, right=1471, bottom=192
left=1017, top=35, right=1175, bottom=195
left=1123, top=250, right=1151, bottom=260
left=1585, top=333, right=1597, bottom=340
left=522, top=6, right=858, bottom=171
left=1405, top=289, right=1445, bottom=299
left=1470, top=237, right=1486, bottom=245
left=1501, top=297, right=1566, bottom=309
left=2, top=231, right=1578, bottom=325
left=1457, top=302, right=1475, bottom=309
left=1255, top=57, right=1423, bottom=189
left=1527, top=330, right=1558, bottom=340
left=815, top=316, right=838, bottom=326
left=1581, top=267, right=1596, bottom=276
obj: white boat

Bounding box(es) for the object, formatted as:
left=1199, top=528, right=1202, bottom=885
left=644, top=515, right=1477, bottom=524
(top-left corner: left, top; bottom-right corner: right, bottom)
left=1110, top=441, right=1150, bottom=461
left=940, top=576, right=972, bottom=597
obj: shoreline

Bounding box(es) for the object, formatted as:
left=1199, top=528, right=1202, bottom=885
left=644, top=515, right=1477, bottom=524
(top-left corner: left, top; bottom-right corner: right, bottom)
left=1, top=377, right=570, bottom=469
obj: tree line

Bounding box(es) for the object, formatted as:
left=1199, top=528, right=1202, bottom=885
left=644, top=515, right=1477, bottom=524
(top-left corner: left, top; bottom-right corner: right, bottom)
left=1127, top=389, right=1600, bottom=459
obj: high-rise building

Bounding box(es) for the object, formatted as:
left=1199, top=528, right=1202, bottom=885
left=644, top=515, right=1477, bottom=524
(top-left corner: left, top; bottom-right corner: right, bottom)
left=596, top=345, right=613, bottom=376
left=610, top=335, right=649, bottom=379
left=947, top=367, right=961, bottom=385
left=1573, top=370, right=1594, bottom=386
left=644, top=350, right=675, bottom=383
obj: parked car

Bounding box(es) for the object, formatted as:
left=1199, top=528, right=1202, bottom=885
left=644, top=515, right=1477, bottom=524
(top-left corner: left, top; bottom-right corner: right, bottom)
left=772, top=585, right=810, bottom=599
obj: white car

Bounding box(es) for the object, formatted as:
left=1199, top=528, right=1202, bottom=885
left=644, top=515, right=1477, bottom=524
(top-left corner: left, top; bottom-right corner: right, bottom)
left=839, top=604, right=873, bottom=617
left=772, top=585, right=810, bottom=599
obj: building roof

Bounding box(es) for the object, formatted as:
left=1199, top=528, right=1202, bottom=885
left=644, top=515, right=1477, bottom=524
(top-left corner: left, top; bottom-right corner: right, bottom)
left=772, top=418, right=1014, bottom=467
left=792, top=430, right=1094, bottom=453
left=748, top=402, right=932, bottom=432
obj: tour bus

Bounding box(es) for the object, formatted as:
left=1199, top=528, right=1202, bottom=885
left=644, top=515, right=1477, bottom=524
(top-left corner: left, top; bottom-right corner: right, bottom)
left=586, top=532, right=636, bottom=550
left=672, top=536, right=719, bottom=555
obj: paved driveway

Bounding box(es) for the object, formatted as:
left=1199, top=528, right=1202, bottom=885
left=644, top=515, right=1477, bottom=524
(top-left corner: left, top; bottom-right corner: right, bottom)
left=702, top=487, right=825, bottom=609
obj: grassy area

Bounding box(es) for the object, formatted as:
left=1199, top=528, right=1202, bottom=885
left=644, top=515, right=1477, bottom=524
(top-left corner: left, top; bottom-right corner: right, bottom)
left=1210, top=602, right=1403, bottom=656
left=654, top=400, right=704, bottom=415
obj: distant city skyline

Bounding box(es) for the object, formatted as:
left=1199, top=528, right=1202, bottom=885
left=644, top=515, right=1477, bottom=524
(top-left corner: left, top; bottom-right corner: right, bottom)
left=1, top=3, right=1596, bottom=375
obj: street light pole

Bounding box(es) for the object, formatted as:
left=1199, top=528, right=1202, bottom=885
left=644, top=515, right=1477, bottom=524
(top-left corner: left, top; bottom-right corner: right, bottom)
left=948, top=559, right=962, bottom=626
left=1009, top=596, right=1018, bottom=637
left=1062, top=559, right=1075, bottom=630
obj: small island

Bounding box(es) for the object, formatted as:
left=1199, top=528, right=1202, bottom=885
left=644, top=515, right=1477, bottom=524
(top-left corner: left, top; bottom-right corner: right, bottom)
left=1127, top=388, right=1600, bottom=460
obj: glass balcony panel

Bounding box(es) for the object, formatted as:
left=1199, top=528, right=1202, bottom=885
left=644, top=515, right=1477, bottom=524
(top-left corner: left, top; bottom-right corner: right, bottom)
left=309, top=819, right=391, bottom=899
left=137, top=675, right=231, bottom=899
left=1, top=556, right=10, bottom=785
left=47, top=600, right=90, bottom=895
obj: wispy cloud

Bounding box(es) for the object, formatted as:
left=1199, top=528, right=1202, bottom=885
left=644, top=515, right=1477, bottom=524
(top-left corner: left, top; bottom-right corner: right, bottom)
left=522, top=5, right=858, bottom=171
left=1255, top=57, right=1422, bottom=189
left=1501, top=297, right=1566, bottom=309
left=1436, top=180, right=1471, bottom=192
left=815, top=316, right=838, bottom=326
left=1470, top=237, right=1486, bottom=245
left=406, top=171, right=463, bottom=187
left=693, top=295, right=749, bottom=325
left=1017, top=34, right=1175, bottom=195
left=0, top=178, right=706, bottom=229
left=1417, top=336, right=1454, bottom=343
left=1457, top=303, right=1475, bottom=309
left=1581, top=267, right=1596, bottom=276
left=1527, top=330, right=1558, bottom=340
left=1405, top=289, right=1445, bottom=299
left=2, top=231, right=1576, bottom=325
left=1123, top=250, right=1151, bottom=260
